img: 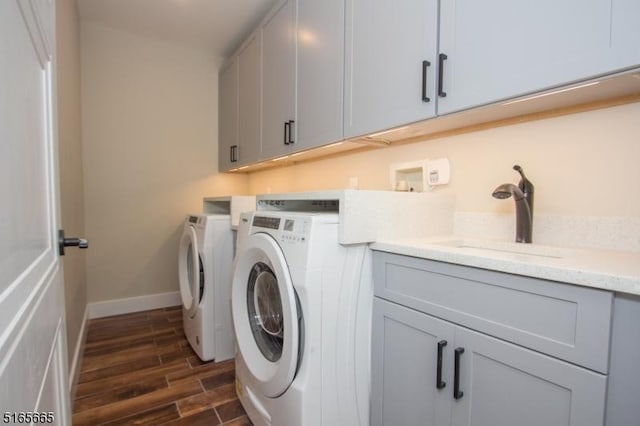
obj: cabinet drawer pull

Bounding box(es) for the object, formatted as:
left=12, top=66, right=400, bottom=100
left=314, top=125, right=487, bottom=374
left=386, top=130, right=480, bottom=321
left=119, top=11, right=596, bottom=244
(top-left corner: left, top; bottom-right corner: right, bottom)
left=438, top=53, right=448, bottom=98
left=288, top=120, right=295, bottom=145
left=422, top=60, right=431, bottom=102
left=230, top=145, right=238, bottom=162
left=454, top=347, right=464, bottom=399
left=436, top=340, right=447, bottom=389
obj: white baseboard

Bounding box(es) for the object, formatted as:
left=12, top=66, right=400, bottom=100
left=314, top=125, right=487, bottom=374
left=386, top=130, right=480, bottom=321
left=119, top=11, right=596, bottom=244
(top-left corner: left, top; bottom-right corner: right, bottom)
left=88, top=291, right=181, bottom=319
left=68, top=305, right=89, bottom=399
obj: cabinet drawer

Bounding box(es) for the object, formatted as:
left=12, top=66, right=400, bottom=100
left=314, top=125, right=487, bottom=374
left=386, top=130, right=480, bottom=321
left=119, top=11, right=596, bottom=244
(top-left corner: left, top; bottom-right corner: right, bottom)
left=372, top=251, right=613, bottom=373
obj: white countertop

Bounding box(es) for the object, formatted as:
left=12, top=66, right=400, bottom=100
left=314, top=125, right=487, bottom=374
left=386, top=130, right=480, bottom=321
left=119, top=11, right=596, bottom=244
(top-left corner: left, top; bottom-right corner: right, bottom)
left=370, top=236, right=640, bottom=296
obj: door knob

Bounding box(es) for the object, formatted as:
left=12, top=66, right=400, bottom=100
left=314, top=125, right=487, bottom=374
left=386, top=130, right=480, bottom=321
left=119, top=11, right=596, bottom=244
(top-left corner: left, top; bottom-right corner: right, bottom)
left=58, top=229, right=89, bottom=256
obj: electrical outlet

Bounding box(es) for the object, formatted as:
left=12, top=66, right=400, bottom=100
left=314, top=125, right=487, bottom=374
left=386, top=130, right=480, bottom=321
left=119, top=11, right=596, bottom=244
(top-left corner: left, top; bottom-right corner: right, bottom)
left=429, top=169, right=440, bottom=185
left=426, top=158, right=451, bottom=186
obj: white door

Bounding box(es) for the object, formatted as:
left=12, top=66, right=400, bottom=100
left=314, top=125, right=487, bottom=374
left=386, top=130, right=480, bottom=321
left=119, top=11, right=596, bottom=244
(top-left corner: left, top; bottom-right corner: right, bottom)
left=1, top=0, right=71, bottom=424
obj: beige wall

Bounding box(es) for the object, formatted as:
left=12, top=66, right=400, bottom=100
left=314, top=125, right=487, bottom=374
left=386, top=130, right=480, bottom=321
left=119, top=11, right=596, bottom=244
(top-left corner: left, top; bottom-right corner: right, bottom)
left=56, top=0, right=87, bottom=363
left=248, top=102, right=640, bottom=218
left=81, top=22, right=248, bottom=303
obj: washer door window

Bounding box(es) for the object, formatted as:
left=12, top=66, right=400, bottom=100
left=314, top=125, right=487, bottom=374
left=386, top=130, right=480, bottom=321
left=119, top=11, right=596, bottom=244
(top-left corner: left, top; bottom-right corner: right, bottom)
left=232, top=233, right=299, bottom=398
left=247, top=261, right=284, bottom=362
left=178, top=225, right=204, bottom=318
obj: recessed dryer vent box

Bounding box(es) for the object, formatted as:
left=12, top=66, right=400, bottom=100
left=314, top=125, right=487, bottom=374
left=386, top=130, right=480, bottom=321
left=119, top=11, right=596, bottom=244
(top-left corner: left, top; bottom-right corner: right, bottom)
left=389, top=159, right=430, bottom=192
left=203, top=195, right=256, bottom=229
left=390, top=158, right=451, bottom=192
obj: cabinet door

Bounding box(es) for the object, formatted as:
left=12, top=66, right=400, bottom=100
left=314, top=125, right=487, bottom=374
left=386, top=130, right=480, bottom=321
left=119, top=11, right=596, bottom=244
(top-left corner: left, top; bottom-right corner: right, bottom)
left=451, top=327, right=607, bottom=426
left=372, top=298, right=454, bottom=426
left=344, top=0, right=438, bottom=139
left=296, top=0, right=344, bottom=150
left=218, top=59, right=238, bottom=171
left=438, top=0, right=640, bottom=115
left=237, top=32, right=261, bottom=165
left=261, top=0, right=296, bottom=160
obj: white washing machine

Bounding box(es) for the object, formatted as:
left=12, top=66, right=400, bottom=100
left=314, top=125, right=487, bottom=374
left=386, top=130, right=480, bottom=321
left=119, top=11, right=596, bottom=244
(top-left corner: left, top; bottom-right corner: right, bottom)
left=178, top=214, right=235, bottom=362
left=232, top=211, right=372, bottom=426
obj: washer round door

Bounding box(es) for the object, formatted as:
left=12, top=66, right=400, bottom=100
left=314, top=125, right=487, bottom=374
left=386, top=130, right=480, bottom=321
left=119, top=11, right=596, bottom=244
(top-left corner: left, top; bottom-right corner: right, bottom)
left=232, top=232, right=300, bottom=398
left=178, top=225, right=204, bottom=318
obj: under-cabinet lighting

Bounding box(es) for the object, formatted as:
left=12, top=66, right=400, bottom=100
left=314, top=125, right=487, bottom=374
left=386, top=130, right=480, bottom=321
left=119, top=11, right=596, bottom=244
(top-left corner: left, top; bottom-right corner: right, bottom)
left=502, top=81, right=600, bottom=106
left=271, top=156, right=289, bottom=162
left=369, top=126, right=410, bottom=137
left=323, top=142, right=344, bottom=148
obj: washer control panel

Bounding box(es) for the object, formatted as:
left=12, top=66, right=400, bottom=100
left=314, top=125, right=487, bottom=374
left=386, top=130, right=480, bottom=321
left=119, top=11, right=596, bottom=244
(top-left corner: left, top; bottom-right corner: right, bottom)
left=252, top=214, right=310, bottom=245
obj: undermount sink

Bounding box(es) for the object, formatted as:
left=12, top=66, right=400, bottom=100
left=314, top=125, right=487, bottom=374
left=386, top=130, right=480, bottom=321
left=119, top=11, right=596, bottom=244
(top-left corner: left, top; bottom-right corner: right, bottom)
left=428, top=238, right=577, bottom=259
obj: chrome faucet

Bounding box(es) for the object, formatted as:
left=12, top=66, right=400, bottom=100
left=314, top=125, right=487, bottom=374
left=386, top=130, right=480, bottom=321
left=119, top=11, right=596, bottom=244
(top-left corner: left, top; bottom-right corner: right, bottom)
left=492, top=165, right=534, bottom=243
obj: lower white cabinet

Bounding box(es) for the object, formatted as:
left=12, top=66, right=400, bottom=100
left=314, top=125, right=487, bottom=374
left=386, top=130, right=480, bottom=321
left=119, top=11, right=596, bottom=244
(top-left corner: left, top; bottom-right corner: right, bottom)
left=372, top=298, right=607, bottom=426
left=371, top=251, right=613, bottom=426
left=372, top=298, right=454, bottom=426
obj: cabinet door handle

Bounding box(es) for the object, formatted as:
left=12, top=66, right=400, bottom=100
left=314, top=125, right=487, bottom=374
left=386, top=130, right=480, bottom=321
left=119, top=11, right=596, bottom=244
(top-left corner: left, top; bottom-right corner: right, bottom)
left=284, top=122, right=290, bottom=145
left=288, top=120, right=295, bottom=145
left=454, top=347, right=464, bottom=399
left=422, top=60, right=431, bottom=102
left=230, top=145, right=238, bottom=162
left=436, top=340, right=447, bottom=389
left=438, top=53, right=448, bottom=98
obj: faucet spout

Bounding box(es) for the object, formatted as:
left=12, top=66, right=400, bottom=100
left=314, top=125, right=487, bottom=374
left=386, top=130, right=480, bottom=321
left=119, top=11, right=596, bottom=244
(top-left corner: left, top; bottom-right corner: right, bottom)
left=492, top=166, right=534, bottom=243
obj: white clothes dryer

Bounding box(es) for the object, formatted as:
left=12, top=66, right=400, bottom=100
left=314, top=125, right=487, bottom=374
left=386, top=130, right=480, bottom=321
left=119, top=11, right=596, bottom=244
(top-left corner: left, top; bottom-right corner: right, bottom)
left=178, top=214, right=235, bottom=362
left=232, top=211, right=372, bottom=426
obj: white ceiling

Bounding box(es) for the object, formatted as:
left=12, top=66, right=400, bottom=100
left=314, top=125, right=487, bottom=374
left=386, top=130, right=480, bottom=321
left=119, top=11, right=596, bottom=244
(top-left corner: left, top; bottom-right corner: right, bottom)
left=76, top=0, right=278, bottom=57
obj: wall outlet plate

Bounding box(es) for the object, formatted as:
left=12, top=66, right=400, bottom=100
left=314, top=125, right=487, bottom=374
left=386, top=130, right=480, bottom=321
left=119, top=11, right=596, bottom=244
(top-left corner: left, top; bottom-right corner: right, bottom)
left=426, top=158, right=451, bottom=186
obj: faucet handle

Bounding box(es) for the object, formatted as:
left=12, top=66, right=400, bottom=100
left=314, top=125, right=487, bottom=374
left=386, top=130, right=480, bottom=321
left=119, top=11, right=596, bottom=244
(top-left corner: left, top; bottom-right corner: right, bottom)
left=513, top=164, right=534, bottom=225
left=513, top=165, right=534, bottom=193
left=513, top=164, right=526, bottom=181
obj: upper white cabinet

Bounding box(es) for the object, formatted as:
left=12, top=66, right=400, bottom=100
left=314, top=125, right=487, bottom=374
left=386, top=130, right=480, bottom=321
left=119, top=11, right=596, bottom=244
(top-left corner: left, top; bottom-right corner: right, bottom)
left=344, top=0, right=439, bottom=139
left=261, top=0, right=297, bottom=160
left=344, top=0, right=640, bottom=139
left=218, top=58, right=238, bottom=171
left=237, top=32, right=261, bottom=165
left=261, top=0, right=345, bottom=160
left=218, top=31, right=262, bottom=171
left=296, top=0, right=344, bottom=151
left=221, top=0, right=640, bottom=170
left=294, top=0, right=344, bottom=150
left=438, top=0, right=640, bottom=115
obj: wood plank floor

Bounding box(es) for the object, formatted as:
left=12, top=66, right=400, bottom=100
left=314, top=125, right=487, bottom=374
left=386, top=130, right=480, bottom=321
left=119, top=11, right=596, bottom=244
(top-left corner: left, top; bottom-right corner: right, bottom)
left=73, top=306, right=252, bottom=426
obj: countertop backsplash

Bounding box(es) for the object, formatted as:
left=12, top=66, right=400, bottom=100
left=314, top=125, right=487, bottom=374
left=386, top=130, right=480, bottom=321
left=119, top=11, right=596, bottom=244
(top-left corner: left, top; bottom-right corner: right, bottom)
left=454, top=212, right=640, bottom=253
